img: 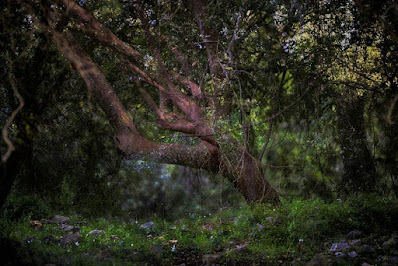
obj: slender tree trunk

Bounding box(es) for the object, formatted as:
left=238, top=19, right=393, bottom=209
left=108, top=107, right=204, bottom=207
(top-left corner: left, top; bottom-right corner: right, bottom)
left=336, top=96, right=378, bottom=193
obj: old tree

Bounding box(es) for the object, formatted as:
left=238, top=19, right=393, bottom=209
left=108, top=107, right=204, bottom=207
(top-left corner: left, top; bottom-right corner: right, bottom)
left=1, top=0, right=286, bottom=205
left=2, top=0, right=397, bottom=208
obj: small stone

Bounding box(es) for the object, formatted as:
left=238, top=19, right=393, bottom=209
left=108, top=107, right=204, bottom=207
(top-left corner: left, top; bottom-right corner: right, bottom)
left=52, top=215, right=70, bottom=224
left=347, top=230, right=362, bottom=239
left=306, top=253, right=328, bottom=266
left=230, top=244, right=248, bottom=254
left=201, top=223, right=215, bottom=231
left=335, top=252, right=346, bottom=257
left=140, top=221, right=156, bottom=229
left=58, top=224, right=74, bottom=232
left=60, top=231, right=81, bottom=245
left=41, top=218, right=57, bottom=224
left=110, top=235, right=119, bottom=240
left=329, top=242, right=353, bottom=253
left=256, top=223, right=265, bottom=230
left=348, top=251, right=358, bottom=258
left=74, top=221, right=87, bottom=225
left=383, top=235, right=398, bottom=247
left=30, top=220, right=43, bottom=231
left=359, top=244, right=376, bottom=254
left=202, top=254, right=221, bottom=265
left=351, top=239, right=362, bottom=246
left=88, top=230, right=105, bottom=236
left=361, top=263, right=372, bottom=266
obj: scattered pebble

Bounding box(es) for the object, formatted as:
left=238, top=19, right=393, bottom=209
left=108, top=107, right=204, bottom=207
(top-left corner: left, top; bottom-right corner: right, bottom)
left=348, top=251, right=358, bottom=258
left=140, top=221, right=156, bottom=229
left=347, top=230, right=363, bottom=239
left=88, top=230, right=105, bottom=236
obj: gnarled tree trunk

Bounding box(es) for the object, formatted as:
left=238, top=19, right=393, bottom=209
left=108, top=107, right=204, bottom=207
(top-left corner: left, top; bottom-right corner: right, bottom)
left=16, top=0, right=280, bottom=204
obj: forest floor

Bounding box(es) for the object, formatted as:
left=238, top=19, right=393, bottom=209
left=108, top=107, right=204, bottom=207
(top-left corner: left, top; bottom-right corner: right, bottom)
left=1, top=196, right=398, bottom=265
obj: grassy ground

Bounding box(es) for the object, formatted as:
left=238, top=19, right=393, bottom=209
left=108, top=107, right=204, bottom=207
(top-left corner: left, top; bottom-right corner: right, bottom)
left=1, top=195, right=398, bottom=265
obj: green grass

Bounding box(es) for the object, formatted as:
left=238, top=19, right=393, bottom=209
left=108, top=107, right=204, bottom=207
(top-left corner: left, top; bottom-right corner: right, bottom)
left=1, top=195, right=398, bottom=265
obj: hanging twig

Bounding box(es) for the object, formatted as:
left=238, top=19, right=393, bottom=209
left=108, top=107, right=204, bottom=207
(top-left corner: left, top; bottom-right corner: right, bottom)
left=1, top=40, right=25, bottom=163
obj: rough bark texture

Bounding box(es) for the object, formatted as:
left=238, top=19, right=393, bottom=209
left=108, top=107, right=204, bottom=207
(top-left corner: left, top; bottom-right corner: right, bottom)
left=337, top=96, right=378, bottom=193
left=221, top=148, right=279, bottom=202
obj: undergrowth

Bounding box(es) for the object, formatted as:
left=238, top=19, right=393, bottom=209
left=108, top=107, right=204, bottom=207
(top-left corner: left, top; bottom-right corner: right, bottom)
left=0, top=194, right=397, bottom=265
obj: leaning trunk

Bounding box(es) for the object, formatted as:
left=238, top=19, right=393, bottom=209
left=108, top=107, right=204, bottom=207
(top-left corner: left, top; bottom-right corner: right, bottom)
left=25, top=0, right=280, bottom=204
left=117, top=129, right=280, bottom=204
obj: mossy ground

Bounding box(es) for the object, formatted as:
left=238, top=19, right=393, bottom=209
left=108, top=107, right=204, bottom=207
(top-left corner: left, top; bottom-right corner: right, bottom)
left=1, top=195, right=397, bottom=265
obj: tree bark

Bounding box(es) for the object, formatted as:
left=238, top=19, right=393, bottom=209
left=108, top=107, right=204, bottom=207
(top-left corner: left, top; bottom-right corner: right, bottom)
left=336, top=96, right=378, bottom=193
left=221, top=148, right=279, bottom=202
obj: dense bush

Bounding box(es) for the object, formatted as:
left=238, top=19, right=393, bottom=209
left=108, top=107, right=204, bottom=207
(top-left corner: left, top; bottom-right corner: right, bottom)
left=1, top=193, right=51, bottom=221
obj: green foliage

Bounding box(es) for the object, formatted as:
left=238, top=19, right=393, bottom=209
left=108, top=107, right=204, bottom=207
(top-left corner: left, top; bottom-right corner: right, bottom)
left=1, top=195, right=397, bottom=264
left=1, top=193, right=51, bottom=221
left=284, top=198, right=349, bottom=242
left=346, top=194, right=398, bottom=232
left=59, top=177, right=76, bottom=210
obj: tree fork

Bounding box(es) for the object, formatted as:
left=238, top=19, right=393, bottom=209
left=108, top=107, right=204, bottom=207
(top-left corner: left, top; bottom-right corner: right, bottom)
left=20, top=0, right=280, bottom=204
